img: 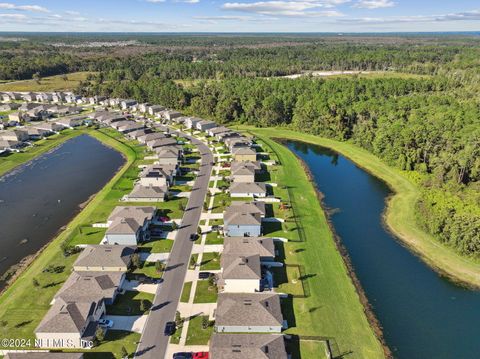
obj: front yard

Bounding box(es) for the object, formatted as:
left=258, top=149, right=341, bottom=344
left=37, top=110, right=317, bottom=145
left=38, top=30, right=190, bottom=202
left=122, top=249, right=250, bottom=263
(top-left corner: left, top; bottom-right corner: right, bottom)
left=106, top=291, right=154, bottom=316
left=185, top=315, right=214, bottom=346
left=193, top=280, right=218, bottom=303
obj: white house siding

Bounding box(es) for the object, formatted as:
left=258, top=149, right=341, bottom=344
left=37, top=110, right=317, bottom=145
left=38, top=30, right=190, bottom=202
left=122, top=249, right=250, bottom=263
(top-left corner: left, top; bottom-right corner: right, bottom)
left=126, top=196, right=165, bottom=203
left=216, top=325, right=282, bottom=333
left=224, top=279, right=259, bottom=293
left=225, top=224, right=262, bottom=237
left=105, top=234, right=138, bottom=245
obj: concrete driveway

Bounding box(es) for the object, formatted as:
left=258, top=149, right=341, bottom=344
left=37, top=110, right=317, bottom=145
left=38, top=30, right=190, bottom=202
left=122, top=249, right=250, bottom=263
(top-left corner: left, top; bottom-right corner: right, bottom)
left=105, top=315, right=148, bottom=333
left=123, top=280, right=158, bottom=294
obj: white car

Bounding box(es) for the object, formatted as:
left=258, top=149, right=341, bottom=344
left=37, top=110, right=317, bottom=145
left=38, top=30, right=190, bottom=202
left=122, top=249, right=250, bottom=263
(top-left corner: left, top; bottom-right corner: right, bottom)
left=98, top=319, right=114, bottom=328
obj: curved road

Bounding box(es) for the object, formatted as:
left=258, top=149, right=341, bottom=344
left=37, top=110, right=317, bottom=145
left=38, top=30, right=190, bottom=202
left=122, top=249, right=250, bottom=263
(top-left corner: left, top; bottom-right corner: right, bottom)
left=135, top=131, right=213, bottom=359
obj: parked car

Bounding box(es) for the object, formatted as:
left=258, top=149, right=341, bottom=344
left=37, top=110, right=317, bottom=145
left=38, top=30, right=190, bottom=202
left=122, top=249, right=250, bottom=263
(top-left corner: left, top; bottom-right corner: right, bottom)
left=190, top=233, right=198, bottom=241
left=173, top=353, right=192, bottom=359
left=164, top=321, right=176, bottom=336
left=198, top=272, right=212, bottom=280
left=193, top=352, right=209, bottom=359
left=98, top=319, right=113, bottom=328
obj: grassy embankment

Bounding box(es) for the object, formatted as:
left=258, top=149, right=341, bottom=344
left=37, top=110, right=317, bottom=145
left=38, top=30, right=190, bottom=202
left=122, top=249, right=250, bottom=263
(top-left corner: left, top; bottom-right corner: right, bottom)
left=0, top=72, right=93, bottom=92
left=247, top=131, right=385, bottom=359
left=0, top=127, right=140, bottom=357
left=0, top=129, right=84, bottom=177
left=244, top=127, right=480, bottom=288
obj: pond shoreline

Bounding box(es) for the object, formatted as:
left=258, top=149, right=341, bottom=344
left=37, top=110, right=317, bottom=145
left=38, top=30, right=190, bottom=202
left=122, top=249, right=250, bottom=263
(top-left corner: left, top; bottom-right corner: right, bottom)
left=275, top=137, right=392, bottom=359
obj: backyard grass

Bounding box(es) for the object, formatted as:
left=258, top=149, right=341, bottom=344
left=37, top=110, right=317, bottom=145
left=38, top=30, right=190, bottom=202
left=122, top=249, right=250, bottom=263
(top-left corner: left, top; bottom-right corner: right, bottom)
left=247, top=126, right=480, bottom=289
left=180, top=281, right=193, bottom=302
left=0, top=127, right=138, bottom=349
left=185, top=315, right=214, bottom=346
left=0, top=71, right=94, bottom=92
left=106, top=291, right=154, bottom=316
left=0, top=129, right=83, bottom=177
left=193, top=280, right=218, bottom=303
left=241, top=129, right=385, bottom=359
left=87, top=330, right=141, bottom=359
left=68, top=226, right=106, bottom=246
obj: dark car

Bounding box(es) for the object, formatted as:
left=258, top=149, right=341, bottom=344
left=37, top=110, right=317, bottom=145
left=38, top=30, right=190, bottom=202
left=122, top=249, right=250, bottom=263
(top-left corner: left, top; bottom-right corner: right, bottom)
left=164, top=321, right=176, bottom=336
left=190, top=233, right=198, bottom=241
left=198, top=272, right=212, bottom=280
left=173, top=353, right=193, bottom=359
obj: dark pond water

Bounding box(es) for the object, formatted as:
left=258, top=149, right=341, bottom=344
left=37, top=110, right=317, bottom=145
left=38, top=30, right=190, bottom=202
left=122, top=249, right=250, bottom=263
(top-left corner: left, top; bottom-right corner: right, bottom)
left=286, top=140, right=480, bottom=359
left=0, top=134, right=124, bottom=288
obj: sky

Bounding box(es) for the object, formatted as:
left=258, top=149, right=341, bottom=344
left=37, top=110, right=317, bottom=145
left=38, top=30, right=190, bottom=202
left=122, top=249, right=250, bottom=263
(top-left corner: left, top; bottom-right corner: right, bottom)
left=0, top=0, right=479, bottom=32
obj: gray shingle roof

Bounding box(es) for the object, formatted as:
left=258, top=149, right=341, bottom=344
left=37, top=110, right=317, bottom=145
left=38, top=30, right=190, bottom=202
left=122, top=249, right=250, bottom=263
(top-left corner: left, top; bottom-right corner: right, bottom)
left=223, top=237, right=275, bottom=259
left=221, top=254, right=261, bottom=280
left=73, top=245, right=135, bottom=270
left=230, top=182, right=267, bottom=195
left=129, top=184, right=167, bottom=199
left=209, top=334, right=287, bottom=359
left=216, top=293, right=283, bottom=327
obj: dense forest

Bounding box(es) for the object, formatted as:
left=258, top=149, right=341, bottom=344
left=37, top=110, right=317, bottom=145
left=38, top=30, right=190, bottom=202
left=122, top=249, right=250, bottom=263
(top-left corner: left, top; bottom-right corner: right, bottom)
left=1, top=33, right=479, bottom=257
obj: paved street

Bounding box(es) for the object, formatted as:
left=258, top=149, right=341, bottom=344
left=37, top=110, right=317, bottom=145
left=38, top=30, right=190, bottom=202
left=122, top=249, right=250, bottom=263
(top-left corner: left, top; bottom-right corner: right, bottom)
left=134, top=131, right=214, bottom=359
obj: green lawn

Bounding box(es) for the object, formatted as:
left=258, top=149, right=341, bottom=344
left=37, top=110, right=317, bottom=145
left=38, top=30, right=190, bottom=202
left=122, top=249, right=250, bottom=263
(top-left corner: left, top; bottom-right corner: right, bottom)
left=0, top=127, right=139, bottom=346
left=68, top=227, right=106, bottom=246
left=88, top=330, right=140, bottom=359
left=0, top=72, right=94, bottom=92
left=198, top=252, right=221, bottom=270
left=140, top=238, right=174, bottom=253
left=180, top=281, right=193, bottom=302
left=240, top=129, right=385, bottom=359
left=193, top=280, right=218, bottom=303
left=106, top=291, right=154, bottom=316
left=205, top=230, right=224, bottom=245
left=185, top=315, right=214, bottom=346
left=132, top=261, right=163, bottom=279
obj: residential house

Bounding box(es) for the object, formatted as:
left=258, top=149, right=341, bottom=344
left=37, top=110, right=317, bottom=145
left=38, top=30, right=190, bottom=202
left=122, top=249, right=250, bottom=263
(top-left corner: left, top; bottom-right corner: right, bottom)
left=146, top=137, right=177, bottom=150
left=223, top=237, right=275, bottom=262
left=105, top=206, right=156, bottom=245
left=35, top=296, right=103, bottom=348
left=127, top=184, right=168, bottom=202
left=209, top=334, right=287, bottom=359
left=26, top=126, right=53, bottom=140
left=73, top=245, right=136, bottom=272
left=148, top=105, right=165, bottom=116
left=196, top=119, right=217, bottom=132
left=26, top=105, right=50, bottom=120
left=138, top=132, right=165, bottom=144
left=127, top=128, right=150, bottom=140
left=36, top=92, right=53, bottom=102
left=54, top=117, right=85, bottom=129
left=120, top=99, right=137, bottom=110
left=51, top=92, right=67, bottom=103
left=219, top=253, right=261, bottom=293
left=208, top=126, right=231, bottom=138
left=65, top=94, right=81, bottom=104
left=0, top=129, right=29, bottom=142
left=8, top=112, right=29, bottom=123
left=231, top=164, right=255, bottom=183
left=217, top=131, right=240, bottom=142
left=156, top=146, right=181, bottom=166
left=35, top=122, right=65, bottom=133
left=185, top=117, right=202, bottom=129
left=163, top=110, right=182, bottom=121
left=215, top=293, right=284, bottom=333
left=89, top=95, right=106, bottom=105
left=230, top=182, right=267, bottom=198
left=225, top=136, right=252, bottom=152
left=0, top=103, right=20, bottom=111
left=110, top=119, right=133, bottom=131
left=138, top=103, right=151, bottom=113
left=233, top=147, right=257, bottom=162
left=224, top=202, right=264, bottom=237
left=0, top=139, right=21, bottom=152
left=21, top=92, right=35, bottom=102
left=139, top=164, right=176, bottom=187
left=117, top=121, right=144, bottom=134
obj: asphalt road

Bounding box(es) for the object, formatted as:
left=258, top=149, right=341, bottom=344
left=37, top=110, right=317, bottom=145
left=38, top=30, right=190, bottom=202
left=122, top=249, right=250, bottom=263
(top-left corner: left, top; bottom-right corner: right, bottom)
left=135, top=131, right=213, bottom=359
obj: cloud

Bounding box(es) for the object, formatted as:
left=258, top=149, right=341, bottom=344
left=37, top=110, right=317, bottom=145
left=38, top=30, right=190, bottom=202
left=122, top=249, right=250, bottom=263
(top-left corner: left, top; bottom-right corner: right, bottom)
left=0, top=2, right=49, bottom=12
left=354, top=0, right=394, bottom=9
left=0, top=13, right=28, bottom=19
left=146, top=0, right=166, bottom=2
left=64, top=10, right=81, bottom=16
left=175, top=0, right=200, bottom=3
left=339, top=9, right=480, bottom=24
left=222, top=1, right=344, bottom=16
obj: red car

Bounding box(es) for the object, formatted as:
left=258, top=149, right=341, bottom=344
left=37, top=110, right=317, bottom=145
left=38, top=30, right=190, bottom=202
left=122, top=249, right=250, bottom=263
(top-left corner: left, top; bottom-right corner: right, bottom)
left=193, top=353, right=209, bottom=359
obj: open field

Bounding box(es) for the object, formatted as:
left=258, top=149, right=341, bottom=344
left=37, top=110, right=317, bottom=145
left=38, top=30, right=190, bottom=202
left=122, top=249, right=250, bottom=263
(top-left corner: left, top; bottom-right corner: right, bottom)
left=243, top=126, right=480, bottom=289
left=0, top=129, right=83, bottom=177
left=248, top=130, right=385, bottom=359
left=0, top=72, right=93, bottom=92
